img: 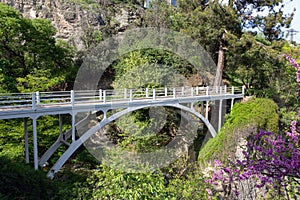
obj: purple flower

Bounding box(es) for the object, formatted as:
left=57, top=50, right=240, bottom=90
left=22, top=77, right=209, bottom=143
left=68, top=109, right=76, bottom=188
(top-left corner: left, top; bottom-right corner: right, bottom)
left=265, top=149, right=273, bottom=156
left=206, top=188, right=213, bottom=199
left=214, top=159, right=222, bottom=167
left=254, top=146, right=263, bottom=151
left=234, top=190, right=239, bottom=196
left=207, top=121, right=300, bottom=196
left=284, top=54, right=300, bottom=83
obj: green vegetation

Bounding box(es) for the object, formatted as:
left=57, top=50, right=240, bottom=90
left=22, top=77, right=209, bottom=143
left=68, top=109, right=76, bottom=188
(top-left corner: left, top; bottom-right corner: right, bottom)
left=0, top=3, right=76, bottom=92
left=0, top=98, right=280, bottom=199
left=56, top=164, right=209, bottom=199
left=0, top=0, right=299, bottom=199
left=198, top=98, right=279, bottom=162
left=0, top=156, right=51, bottom=199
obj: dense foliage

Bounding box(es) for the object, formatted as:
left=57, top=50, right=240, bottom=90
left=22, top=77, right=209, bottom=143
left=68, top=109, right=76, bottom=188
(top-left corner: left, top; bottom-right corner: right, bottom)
left=0, top=156, right=52, bottom=199
left=0, top=0, right=299, bottom=199
left=0, top=98, right=281, bottom=199
left=0, top=3, right=76, bottom=92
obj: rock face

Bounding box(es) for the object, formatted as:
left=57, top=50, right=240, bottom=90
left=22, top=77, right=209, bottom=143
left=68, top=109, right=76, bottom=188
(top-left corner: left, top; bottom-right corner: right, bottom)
left=0, top=0, right=142, bottom=49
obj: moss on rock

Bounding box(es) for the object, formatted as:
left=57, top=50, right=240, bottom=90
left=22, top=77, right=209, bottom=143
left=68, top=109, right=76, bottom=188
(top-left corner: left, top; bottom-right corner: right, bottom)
left=198, top=98, right=279, bottom=163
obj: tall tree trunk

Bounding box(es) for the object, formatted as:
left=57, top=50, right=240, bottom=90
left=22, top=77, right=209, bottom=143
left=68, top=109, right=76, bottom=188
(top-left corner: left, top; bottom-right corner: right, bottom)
left=211, top=32, right=227, bottom=133
left=214, top=32, right=226, bottom=86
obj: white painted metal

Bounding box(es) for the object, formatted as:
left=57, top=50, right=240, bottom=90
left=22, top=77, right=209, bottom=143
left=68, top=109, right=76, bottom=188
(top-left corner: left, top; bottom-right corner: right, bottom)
left=0, top=86, right=243, bottom=111
left=71, top=90, right=74, bottom=107
left=173, top=88, right=176, bottom=98
left=130, top=90, right=133, bottom=102
left=0, top=86, right=244, bottom=177
left=71, top=113, right=76, bottom=142
left=39, top=113, right=91, bottom=167
left=32, top=117, right=38, bottom=170
left=47, top=102, right=217, bottom=179
left=36, top=91, right=40, bottom=105
left=32, top=93, right=36, bottom=110
left=231, top=86, right=235, bottom=111
left=59, top=114, right=63, bottom=136
left=24, top=118, right=29, bottom=163
left=99, top=89, right=102, bottom=101
left=218, top=100, right=223, bottom=132
left=205, top=101, right=209, bottom=119
left=146, top=88, right=149, bottom=98
left=103, top=90, right=106, bottom=104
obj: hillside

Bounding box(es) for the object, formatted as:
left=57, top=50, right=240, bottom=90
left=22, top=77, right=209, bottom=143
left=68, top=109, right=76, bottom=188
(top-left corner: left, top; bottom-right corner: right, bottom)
left=0, top=0, right=299, bottom=199
left=0, top=0, right=144, bottom=49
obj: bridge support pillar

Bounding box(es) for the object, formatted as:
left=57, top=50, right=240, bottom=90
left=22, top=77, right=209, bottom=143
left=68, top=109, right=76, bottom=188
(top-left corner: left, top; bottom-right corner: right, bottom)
left=32, top=117, right=38, bottom=170
left=72, top=113, right=76, bottom=142
left=24, top=118, right=29, bottom=164
left=59, top=114, right=63, bottom=136
left=231, top=98, right=234, bottom=111
left=205, top=101, right=209, bottom=119
left=231, top=86, right=235, bottom=111
left=218, top=100, right=223, bottom=132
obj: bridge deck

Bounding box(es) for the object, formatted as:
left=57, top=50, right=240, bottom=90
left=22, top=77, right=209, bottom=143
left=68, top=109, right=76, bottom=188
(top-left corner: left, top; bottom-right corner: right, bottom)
left=0, top=86, right=244, bottom=119
left=0, top=86, right=244, bottom=178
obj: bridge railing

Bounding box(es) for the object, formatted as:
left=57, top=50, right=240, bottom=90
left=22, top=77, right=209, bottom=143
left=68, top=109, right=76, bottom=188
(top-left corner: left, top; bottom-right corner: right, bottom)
left=0, top=86, right=245, bottom=109
left=38, top=91, right=71, bottom=105
left=0, top=92, right=32, bottom=108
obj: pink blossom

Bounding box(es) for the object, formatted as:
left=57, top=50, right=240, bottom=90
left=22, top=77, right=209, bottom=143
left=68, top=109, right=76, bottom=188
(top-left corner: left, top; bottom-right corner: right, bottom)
left=214, top=159, right=222, bottom=167
left=206, top=188, right=213, bottom=200
left=284, top=54, right=300, bottom=83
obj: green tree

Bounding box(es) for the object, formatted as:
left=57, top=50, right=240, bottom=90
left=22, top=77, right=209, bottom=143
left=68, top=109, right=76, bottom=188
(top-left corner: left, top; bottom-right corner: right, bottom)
left=232, top=0, right=294, bottom=40
left=0, top=3, right=75, bottom=92
left=225, top=33, right=284, bottom=94
left=143, top=0, right=294, bottom=87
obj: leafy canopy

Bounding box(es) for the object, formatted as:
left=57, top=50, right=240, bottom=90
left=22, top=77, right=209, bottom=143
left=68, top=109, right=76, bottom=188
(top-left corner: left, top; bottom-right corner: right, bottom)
left=0, top=3, right=75, bottom=92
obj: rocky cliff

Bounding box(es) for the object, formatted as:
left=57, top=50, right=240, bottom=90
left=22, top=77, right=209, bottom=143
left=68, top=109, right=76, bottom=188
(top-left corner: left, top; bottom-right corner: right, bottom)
left=0, top=0, right=143, bottom=49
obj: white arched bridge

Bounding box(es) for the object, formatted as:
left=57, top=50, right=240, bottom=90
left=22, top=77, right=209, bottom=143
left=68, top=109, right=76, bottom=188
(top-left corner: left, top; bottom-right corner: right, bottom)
left=0, top=86, right=244, bottom=178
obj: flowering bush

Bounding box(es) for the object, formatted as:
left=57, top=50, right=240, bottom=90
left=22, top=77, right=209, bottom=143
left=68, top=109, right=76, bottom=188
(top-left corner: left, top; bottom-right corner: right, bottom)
left=206, top=120, right=300, bottom=199
left=284, top=54, right=300, bottom=83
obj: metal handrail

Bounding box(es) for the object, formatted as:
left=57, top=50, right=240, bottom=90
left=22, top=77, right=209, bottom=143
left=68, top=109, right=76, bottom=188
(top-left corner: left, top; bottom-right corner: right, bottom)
left=0, top=86, right=245, bottom=109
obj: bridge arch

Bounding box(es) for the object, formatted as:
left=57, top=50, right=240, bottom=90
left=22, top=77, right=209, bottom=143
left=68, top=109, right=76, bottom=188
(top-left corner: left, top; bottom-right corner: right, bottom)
left=47, top=103, right=216, bottom=178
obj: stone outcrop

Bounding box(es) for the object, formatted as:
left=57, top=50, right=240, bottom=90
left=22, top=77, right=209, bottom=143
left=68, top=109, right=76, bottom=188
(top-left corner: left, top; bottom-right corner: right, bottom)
left=0, top=0, right=143, bottom=49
